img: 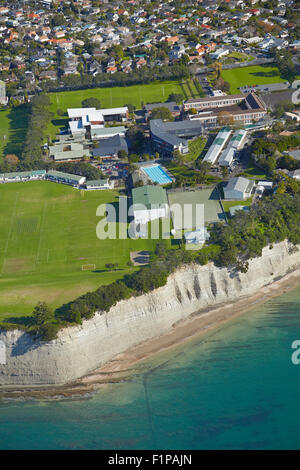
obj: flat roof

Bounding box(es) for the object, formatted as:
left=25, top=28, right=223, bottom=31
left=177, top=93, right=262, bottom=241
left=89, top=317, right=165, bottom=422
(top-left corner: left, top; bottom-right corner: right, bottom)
left=100, top=107, right=128, bottom=115
left=86, top=179, right=109, bottom=186
left=185, top=94, right=244, bottom=104
left=1, top=170, right=46, bottom=178
left=68, top=107, right=96, bottom=118
left=91, top=126, right=126, bottom=136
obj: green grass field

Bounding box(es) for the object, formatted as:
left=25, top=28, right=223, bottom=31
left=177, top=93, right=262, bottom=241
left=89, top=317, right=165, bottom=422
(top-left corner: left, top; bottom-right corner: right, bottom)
left=0, top=181, right=162, bottom=321
left=183, top=136, right=207, bottom=162
left=222, top=52, right=255, bottom=64
left=0, top=106, right=29, bottom=159
left=48, top=79, right=198, bottom=139
left=222, top=65, right=289, bottom=94
left=222, top=198, right=253, bottom=216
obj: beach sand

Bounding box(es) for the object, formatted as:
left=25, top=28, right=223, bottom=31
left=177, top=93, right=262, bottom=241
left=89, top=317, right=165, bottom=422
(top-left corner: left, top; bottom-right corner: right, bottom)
left=1, top=267, right=300, bottom=401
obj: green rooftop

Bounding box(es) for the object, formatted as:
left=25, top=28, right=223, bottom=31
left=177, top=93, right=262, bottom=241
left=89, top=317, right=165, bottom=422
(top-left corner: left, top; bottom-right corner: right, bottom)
left=132, top=185, right=168, bottom=210
left=214, top=137, right=225, bottom=146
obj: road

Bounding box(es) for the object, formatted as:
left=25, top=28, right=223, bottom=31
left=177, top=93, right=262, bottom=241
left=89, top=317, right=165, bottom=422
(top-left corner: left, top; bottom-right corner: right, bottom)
left=196, top=73, right=212, bottom=96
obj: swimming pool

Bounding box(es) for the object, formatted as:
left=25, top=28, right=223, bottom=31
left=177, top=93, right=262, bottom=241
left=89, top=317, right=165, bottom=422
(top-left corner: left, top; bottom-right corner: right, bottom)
left=142, top=165, right=172, bottom=185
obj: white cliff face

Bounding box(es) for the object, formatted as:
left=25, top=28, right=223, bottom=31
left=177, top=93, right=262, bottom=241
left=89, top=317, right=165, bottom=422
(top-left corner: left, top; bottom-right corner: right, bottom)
left=0, top=241, right=299, bottom=386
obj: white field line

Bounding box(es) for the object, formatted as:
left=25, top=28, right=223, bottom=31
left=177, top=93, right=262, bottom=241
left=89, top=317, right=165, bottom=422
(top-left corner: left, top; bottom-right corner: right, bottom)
left=36, top=202, right=47, bottom=264
left=1, top=192, right=19, bottom=275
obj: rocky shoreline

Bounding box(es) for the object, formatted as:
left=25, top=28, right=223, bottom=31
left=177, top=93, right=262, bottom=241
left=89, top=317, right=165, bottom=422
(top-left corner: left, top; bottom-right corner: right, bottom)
left=0, top=242, right=300, bottom=400
left=0, top=242, right=300, bottom=399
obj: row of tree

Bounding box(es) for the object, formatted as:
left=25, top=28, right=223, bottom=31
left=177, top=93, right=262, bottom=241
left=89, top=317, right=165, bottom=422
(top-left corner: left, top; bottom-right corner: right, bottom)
left=40, top=64, right=190, bottom=93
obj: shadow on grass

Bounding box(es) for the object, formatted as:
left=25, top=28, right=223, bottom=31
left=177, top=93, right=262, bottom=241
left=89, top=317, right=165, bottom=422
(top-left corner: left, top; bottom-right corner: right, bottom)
left=2, top=104, right=29, bottom=157
left=55, top=301, right=73, bottom=322
left=3, top=315, right=33, bottom=327
left=52, top=118, right=68, bottom=127
left=250, top=70, right=279, bottom=78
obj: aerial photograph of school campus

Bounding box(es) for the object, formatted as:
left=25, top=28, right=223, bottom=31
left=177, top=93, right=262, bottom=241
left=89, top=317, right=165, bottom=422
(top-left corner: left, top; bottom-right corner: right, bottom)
left=0, top=0, right=300, bottom=454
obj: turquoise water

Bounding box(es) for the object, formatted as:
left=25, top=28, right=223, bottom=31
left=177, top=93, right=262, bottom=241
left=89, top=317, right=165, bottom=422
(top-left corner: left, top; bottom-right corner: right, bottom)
left=1, top=287, right=300, bottom=450
left=142, top=165, right=172, bottom=185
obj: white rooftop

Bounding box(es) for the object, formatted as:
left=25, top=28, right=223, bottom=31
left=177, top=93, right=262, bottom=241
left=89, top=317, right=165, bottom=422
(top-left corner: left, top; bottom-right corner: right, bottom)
left=68, top=108, right=96, bottom=118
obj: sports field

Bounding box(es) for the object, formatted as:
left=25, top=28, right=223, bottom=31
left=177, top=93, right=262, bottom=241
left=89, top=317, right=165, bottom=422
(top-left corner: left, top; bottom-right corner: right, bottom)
left=222, top=65, right=289, bottom=94
left=0, top=181, right=160, bottom=321
left=167, top=186, right=225, bottom=232
left=0, top=106, right=29, bottom=160
left=48, top=79, right=199, bottom=138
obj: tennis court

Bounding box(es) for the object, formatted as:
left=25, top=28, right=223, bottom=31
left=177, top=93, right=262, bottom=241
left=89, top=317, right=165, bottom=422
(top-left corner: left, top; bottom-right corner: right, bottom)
left=142, top=165, right=173, bottom=185
left=167, top=186, right=225, bottom=231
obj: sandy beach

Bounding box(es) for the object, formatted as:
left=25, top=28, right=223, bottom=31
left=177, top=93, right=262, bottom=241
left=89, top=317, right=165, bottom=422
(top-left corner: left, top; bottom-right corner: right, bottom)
left=1, top=267, right=300, bottom=401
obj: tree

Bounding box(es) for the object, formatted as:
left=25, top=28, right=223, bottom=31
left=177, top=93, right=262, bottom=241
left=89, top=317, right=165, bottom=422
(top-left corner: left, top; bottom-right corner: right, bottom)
left=221, top=166, right=229, bottom=179
left=274, top=49, right=297, bottom=83
left=168, top=93, right=184, bottom=103
left=212, top=61, right=222, bottom=80
left=149, top=107, right=174, bottom=121
left=187, top=108, right=197, bottom=115
left=4, top=154, right=19, bottom=166
left=128, top=153, right=140, bottom=163
left=217, top=111, right=234, bottom=126
left=126, top=126, right=145, bottom=152
left=118, top=149, right=128, bottom=159
left=50, top=13, right=66, bottom=27
left=81, top=97, right=101, bottom=108
left=124, top=103, right=136, bottom=114
left=155, top=240, right=168, bottom=258
left=111, top=45, right=124, bottom=61
left=32, top=302, right=54, bottom=326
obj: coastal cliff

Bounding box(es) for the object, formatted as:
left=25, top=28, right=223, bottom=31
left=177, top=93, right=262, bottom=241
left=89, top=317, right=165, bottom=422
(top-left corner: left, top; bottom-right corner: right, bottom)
left=0, top=240, right=300, bottom=387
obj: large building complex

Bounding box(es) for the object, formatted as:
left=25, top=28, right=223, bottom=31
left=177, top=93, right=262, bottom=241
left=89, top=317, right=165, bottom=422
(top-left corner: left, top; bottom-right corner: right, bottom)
left=49, top=106, right=129, bottom=161
left=67, top=107, right=128, bottom=137
left=185, top=92, right=267, bottom=128
left=149, top=119, right=203, bottom=157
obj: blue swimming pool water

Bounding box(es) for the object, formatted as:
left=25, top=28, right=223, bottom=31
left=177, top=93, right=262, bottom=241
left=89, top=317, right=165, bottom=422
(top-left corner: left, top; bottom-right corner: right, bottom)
left=142, top=165, right=172, bottom=185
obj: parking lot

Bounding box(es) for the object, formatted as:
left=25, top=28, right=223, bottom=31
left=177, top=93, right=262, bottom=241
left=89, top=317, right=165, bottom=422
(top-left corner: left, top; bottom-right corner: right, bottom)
left=92, top=160, right=129, bottom=181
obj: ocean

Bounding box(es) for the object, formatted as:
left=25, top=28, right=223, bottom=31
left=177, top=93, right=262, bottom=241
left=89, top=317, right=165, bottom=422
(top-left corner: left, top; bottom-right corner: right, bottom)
left=1, top=286, right=300, bottom=450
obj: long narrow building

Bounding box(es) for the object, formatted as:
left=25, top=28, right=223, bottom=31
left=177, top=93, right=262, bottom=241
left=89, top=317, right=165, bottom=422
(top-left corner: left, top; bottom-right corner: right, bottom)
left=219, top=129, right=247, bottom=167
left=203, top=127, right=232, bottom=164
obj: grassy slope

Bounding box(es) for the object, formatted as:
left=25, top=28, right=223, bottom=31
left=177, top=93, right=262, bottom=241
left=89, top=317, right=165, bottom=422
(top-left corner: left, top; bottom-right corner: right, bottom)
left=0, top=181, right=162, bottom=320
left=222, top=65, right=288, bottom=94
left=222, top=198, right=253, bottom=213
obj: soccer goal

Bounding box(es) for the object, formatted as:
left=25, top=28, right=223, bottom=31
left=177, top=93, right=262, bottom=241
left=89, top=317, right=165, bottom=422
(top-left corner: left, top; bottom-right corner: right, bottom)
left=81, top=264, right=96, bottom=271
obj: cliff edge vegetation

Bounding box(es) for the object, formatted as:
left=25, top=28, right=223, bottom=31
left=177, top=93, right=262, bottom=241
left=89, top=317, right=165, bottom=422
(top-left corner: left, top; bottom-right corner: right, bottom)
left=1, top=176, right=299, bottom=342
